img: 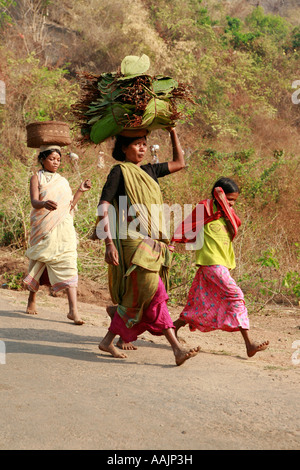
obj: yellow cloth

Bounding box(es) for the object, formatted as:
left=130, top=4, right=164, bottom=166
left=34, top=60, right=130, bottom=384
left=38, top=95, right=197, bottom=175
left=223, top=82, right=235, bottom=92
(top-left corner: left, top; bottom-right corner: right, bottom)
left=195, top=217, right=236, bottom=269
left=116, top=162, right=169, bottom=242
left=24, top=170, right=78, bottom=292
left=29, top=170, right=74, bottom=246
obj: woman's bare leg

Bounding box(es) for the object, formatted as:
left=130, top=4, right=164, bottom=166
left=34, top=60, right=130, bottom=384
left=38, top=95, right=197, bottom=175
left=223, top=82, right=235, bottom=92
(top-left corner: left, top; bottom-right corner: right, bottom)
left=164, top=328, right=200, bottom=366
left=26, top=291, right=38, bottom=315
left=173, top=318, right=186, bottom=338
left=99, top=331, right=127, bottom=358
left=66, top=286, right=84, bottom=325
left=240, top=328, right=269, bottom=357
left=106, top=305, right=117, bottom=319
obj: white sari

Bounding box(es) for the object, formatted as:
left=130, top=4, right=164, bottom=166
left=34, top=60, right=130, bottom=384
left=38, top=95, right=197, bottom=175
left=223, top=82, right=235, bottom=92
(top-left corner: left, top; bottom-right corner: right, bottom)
left=24, top=170, right=78, bottom=293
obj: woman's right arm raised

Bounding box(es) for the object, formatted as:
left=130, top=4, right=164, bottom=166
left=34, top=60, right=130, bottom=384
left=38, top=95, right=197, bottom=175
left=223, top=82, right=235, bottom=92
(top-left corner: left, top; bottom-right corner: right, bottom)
left=30, top=174, right=57, bottom=211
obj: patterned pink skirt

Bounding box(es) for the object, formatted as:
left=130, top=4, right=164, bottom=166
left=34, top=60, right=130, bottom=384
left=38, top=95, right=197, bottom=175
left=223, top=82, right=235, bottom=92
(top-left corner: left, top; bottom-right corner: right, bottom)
left=109, top=277, right=174, bottom=342
left=180, top=265, right=249, bottom=332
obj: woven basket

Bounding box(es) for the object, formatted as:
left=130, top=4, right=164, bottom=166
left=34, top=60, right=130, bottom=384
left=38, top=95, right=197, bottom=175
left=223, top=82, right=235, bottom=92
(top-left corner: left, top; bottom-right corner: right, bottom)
left=26, top=121, right=72, bottom=148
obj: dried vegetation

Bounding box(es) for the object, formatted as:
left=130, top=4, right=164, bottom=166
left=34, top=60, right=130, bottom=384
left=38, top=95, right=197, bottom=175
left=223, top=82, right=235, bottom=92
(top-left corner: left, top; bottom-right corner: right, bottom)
left=0, top=0, right=299, bottom=309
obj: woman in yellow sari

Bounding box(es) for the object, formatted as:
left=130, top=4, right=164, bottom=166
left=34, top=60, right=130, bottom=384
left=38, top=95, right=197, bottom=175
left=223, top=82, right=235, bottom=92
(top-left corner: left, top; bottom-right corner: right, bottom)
left=24, top=146, right=91, bottom=324
left=97, top=128, right=200, bottom=366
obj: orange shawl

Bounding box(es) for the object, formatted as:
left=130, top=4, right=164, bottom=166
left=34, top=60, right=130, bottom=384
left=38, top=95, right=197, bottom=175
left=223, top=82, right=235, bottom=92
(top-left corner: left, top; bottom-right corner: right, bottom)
left=172, top=187, right=241, bottom=244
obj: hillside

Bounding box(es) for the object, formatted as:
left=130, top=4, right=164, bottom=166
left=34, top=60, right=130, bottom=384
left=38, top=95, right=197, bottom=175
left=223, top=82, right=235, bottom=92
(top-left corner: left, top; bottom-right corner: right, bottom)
left=0, top=0, right=299, bottom=308
left=247, top=0, right=300, bottom=24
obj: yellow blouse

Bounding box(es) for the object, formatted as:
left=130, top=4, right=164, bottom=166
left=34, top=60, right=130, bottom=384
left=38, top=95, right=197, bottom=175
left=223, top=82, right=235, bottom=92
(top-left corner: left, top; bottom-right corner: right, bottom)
left=195, top=217, right=236, bottom=269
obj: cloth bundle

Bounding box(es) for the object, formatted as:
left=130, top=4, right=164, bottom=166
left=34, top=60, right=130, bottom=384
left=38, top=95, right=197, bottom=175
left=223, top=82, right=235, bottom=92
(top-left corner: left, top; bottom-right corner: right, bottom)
left=72, top=55, right=194, bottom=144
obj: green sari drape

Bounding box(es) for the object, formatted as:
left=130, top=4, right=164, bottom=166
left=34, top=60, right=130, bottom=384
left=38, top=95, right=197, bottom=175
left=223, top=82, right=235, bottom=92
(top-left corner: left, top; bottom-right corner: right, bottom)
left=108, top=162, right=172, bottom=328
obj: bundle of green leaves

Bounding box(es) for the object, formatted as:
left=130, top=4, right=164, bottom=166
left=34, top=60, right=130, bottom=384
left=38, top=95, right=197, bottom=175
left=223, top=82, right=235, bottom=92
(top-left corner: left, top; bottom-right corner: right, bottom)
left=72, top=55, right=193, bottom=144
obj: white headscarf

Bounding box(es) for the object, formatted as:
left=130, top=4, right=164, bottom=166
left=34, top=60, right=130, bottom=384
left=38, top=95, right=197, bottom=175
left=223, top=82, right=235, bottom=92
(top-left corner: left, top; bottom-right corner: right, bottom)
left=39, top=145, right=61, bottom=152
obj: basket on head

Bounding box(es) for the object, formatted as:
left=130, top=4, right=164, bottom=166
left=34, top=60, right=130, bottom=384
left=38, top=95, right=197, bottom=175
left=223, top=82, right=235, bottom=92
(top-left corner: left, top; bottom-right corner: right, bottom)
left=26, top=121, right=72, bottom=148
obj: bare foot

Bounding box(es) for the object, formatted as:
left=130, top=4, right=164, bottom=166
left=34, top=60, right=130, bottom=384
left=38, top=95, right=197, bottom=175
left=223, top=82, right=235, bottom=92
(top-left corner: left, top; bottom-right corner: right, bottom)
left=116, top=337, right=137, bottom=350
left=26, top=306, right=38, bottom=315
left=247, top=340, right=269, bottom=357
left=99, top=342, right=127, bottom=359
left=106, top=305, right=117, bottom=319
left=67, top=313, right=85, bottom=325
left=175, top=346, right=201, bottom=366
left=26, top=293, right=38, bottom=315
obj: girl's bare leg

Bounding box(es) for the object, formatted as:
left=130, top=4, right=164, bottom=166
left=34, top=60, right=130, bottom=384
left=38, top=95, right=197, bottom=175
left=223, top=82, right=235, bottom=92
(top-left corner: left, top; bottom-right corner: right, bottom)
left=106, top=306, right=137, bottom=350
left=66, top=286, right=84, bottom=325
left=163, top=328, right=200, bottom=366
left=99, top=331, right=127, bottom=358
left=240, top=328, right=269, bottom=357
left=173, top=318, right=186, bottom=338
left=26, top=291, right=38, bottom=315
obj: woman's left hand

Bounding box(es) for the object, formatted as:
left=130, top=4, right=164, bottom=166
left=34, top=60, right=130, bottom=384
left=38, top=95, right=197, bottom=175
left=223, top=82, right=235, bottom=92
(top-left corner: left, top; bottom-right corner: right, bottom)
left=105, top=243, right=119, bottom=266
left=79, top=179, right=92, bottom=192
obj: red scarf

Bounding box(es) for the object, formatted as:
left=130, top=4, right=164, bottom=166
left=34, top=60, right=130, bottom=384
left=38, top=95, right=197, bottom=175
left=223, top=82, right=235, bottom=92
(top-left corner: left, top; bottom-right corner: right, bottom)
left=171, top=187, right=241, bottom=244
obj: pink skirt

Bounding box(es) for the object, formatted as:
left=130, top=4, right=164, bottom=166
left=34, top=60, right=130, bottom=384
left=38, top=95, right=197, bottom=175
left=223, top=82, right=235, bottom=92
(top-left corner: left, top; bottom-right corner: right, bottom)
left=180, top=265, right=249, bottom=332
left=109, top=277, right=174, bottom=342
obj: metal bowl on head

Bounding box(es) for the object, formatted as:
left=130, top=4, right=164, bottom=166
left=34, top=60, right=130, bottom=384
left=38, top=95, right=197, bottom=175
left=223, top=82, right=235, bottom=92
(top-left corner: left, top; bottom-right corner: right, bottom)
left=119, top=128, right=149, bottom=138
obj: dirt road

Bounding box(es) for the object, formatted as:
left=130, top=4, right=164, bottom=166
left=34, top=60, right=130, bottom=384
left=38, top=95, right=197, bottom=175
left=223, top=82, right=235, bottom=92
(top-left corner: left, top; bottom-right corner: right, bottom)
left=0, top=287, right=299, bottom=450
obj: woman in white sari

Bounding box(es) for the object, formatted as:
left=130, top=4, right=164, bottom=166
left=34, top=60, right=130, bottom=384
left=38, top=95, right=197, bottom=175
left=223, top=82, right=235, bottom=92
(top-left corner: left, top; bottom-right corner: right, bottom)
left=24, top=145, right=91, bottom=324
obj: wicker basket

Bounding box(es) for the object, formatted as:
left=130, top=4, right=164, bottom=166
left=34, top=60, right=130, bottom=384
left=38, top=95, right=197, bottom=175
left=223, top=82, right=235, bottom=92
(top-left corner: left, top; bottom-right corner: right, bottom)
left=26, top=121, right=72, bottom=148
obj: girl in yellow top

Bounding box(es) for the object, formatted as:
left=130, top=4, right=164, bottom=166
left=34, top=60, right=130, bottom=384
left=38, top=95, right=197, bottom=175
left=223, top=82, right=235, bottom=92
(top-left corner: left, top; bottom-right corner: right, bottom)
left=173, top=177, right=269, bottom=358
